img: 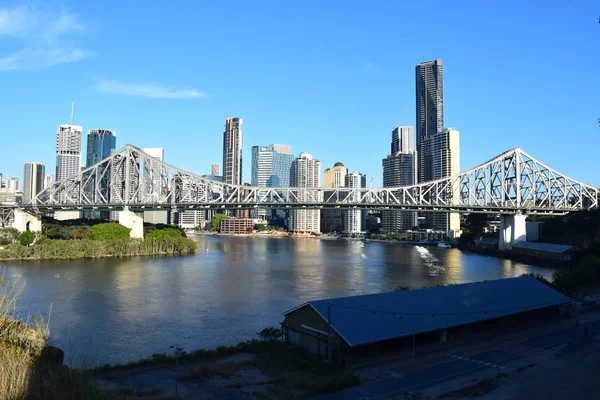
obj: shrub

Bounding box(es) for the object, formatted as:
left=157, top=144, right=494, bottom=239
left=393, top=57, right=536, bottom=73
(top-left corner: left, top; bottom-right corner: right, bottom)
left=257, top=327, right=282, bottom=341
left=0, top=228, right=19, bottom=245
left=19, top=231, right=35, bottom=247
left=145, top=228, right=183, bottom=239
left=87, top=223, right=131, bottom=241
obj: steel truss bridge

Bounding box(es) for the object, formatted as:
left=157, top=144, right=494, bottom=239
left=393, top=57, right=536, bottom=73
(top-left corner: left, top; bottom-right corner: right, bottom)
left=0, top=145, right=598, bottom=226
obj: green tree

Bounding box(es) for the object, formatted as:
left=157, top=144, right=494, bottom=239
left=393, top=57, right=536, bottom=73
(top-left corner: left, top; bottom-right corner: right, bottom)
left=145, top=228, right=183, bottom=239
left=211, top=214, right=227, bottom=232
left=87, top=223, right=131, bottom=241
left=254, top=224, right=267, bottom=231
left=0, top=228, right=19, bottom=245
left=19, top=231, right=35, bottom=246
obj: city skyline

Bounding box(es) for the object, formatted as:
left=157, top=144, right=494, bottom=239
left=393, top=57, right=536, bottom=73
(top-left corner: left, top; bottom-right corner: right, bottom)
left=0, top=2, right=597, bottom=188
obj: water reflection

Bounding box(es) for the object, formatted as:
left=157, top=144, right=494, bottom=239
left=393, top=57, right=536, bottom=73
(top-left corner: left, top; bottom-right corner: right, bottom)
left=4, top=236, right=552, bottom=366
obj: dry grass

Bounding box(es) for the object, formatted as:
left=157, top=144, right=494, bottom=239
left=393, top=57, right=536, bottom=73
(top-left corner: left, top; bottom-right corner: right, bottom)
left=0, top=271, right=106, bottom=400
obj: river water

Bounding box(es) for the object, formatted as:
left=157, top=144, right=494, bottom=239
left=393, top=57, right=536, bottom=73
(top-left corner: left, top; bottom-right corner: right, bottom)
left=3, top=235, right=552, bottom=366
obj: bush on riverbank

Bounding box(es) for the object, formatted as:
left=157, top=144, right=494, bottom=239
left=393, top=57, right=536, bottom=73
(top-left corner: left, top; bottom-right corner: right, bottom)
left=1, top=274, right=108, bottom=400
left=0, top=237, right=197, bottom=260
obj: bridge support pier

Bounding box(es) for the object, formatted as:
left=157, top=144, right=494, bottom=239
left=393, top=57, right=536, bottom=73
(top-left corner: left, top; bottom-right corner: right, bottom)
left=12, top=210, right=42, bottom=233
left=118, top=209, right=144, bottom=239
left=499, top=213, right=526, bottom=251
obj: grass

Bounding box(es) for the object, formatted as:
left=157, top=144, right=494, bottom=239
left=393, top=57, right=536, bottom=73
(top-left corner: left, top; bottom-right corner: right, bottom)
left=0, top=271, right=108, bottom=400
left=178, top=361, right=245, bottom=381
left=438, top=373, right=509, bottom=399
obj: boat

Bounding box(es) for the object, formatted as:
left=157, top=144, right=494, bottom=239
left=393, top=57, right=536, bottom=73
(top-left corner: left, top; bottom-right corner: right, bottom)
left=437, top=241, right=452, bottom=249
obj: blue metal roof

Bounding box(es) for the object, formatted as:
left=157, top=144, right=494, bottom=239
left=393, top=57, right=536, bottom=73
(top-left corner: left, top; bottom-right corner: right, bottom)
left=512, top=241, right=576, bottom=254
left=284, top=276, right=571, bottom=347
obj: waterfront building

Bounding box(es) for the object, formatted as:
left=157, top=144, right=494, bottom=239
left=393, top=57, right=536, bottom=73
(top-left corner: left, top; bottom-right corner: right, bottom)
left=223, top=118, right=243, bottom=185
left=86, top=129, right=116, bottom=167
left=251, top=144, right=294, bottom=219
left=382, top=126, right=417, bottom=232
left=23, top=162, right=45, bottom=204
left=321, top=162, right=347, bottom=233
left=289, top=153, right=320, bottom=234
left=416, top=59, right=444, bottom=184
left=220, top=218, right=255, bottom=234
left=420, top=128, right=460, bottom=235
left=344, top=171, right=363, bottom=233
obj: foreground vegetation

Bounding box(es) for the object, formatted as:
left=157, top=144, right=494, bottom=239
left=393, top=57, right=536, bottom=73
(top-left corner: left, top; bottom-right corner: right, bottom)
left=0, top=274, right=107, bottom=400
left=0, top=220, right=197, bottom=260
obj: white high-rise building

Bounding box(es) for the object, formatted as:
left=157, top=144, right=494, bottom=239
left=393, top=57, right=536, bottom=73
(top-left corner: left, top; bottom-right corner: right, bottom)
left=56, top=104, right=83, bottom=182
left=44, top=174, right=54, bottom=190
left=391, top=126, right=414, bottom=154
left=211, top=164, right=220, bottom=177
left=289, top=153, right=320, bottom=233
left=344, top=171, right=363, bottom=233
left=6, top=178, right=19, bottom=192
left=23, top=162, right=45, bottom=204
left=421, top=128, right=461, bottom=235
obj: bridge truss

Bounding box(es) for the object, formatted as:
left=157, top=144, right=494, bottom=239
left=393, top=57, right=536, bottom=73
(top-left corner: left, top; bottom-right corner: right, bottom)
left=2, top=145, right=597, bottom=216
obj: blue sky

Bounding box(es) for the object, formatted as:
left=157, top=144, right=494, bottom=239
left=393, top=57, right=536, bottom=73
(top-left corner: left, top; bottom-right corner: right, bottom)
left=0, top=0, right=598, bottom=187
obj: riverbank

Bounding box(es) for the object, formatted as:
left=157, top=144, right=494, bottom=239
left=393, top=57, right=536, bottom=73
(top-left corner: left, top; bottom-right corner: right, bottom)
left=0, top=237, right=197, bottom=261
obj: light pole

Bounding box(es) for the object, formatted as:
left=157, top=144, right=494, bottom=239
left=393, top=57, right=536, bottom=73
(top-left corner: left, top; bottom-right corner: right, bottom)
left=170, top=345, right=183, bottom=397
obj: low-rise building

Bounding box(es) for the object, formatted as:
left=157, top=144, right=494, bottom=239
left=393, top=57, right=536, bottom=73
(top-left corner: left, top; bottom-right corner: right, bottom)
left=511, top=242, right=578, bottom=267
left=283, top=276, right=570, bottom=362
left=220, top=218, right=255, bottom=234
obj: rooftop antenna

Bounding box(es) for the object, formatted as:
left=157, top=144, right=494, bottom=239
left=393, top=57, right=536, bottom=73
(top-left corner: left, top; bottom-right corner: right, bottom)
left=69, top=103, right=74, bottom=124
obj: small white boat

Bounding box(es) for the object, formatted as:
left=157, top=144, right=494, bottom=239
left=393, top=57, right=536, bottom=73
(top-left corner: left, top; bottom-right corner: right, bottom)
left=437, top=241, right=452, bottom=249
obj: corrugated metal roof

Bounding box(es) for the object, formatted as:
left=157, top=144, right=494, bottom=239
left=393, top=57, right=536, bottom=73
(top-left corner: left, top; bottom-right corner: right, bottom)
left=512, top=241, right=576, bottom=254
left=283, top=276, right=571, bottom=347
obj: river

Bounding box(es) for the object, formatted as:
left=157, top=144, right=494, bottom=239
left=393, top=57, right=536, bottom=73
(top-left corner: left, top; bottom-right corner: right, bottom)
left=2, top=235, right=552, bottom=366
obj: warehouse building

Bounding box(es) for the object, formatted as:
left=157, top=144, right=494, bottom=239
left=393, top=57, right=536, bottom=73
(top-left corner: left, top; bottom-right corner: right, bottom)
left=511, top=242, right=578, bottom=267
left=283, top=276, right=571, bottom=362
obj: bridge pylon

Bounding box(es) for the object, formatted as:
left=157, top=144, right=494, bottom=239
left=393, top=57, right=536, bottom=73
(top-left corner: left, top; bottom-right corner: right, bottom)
left=12, top=209, right=42, bottom=233
left=498, top=213, right=527, bottom=251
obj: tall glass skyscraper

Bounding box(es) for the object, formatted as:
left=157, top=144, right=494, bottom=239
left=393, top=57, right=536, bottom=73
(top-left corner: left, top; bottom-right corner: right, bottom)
left=86, top=129, right=116, bottom=167
left=23, top=162, right=45, bottom=204
left=251, top=144, right=294, bottom=219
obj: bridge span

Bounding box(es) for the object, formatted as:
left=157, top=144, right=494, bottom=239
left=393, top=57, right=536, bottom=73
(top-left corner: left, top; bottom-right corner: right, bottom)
left=1, top=145, right=597, bottom=250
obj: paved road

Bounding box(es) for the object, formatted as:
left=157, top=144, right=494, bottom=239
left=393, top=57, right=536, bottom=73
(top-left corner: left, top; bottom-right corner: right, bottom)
left=307, top=319, right=600, bottom=400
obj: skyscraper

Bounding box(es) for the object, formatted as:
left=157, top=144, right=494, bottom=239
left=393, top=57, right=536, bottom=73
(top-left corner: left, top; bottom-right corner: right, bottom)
left=289, top=153, right=320, bottom=233
left=222, top=118, right=243, bottom=185
left=44, top=174, right=54, bottom=190
left=391, top=126, right=414, bottom=154
left=345, top=171, right=363, bottom=233
left=23, top=162, right=45, bottom=204
left=86, top=129, right=116, bottom=167
left=382, top=126, right=417, bottom=232
left=56, top=104, right=83, bottom=182
left=416, top=60, right=444, bottom=183
left=251, top=144, right=294, bottom=220
left=421, top=128, right=461, bottom=234
left=211, top=164, right=220, bottom=177
left=321, top=162, right=347, bottom=233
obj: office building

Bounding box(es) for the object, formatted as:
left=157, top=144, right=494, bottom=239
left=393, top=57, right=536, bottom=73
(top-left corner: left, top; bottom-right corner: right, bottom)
left=289, top=153, right=320, bottom=233
left=44, top=174, right=54, bottom=190
left=0, top=173, right=3, bottom=188
left=86, top=129, right=116, bottom=167
left=6, top=178, right=19, bottom=192
left=392, top=126, right=414, bottom=154
left=321, top=162, right=347, bottom=233
left=56, top=104, right=83, bottom=182
left=345, top=171, right=363, bottom=233
left=223, top=118, right=243, bottom=185
left=416, top=60, right=444, bottom=183
left=382, top=126, right=417, bottom=232
left=420, top=128, right=461, bottom=235
left=251, top=144, right=294, bottom=220
left=382, top=153, right=417, bottom=232
left=211, top=164, right=220, bottom=177
left=23, top=162, right=45, bottom=204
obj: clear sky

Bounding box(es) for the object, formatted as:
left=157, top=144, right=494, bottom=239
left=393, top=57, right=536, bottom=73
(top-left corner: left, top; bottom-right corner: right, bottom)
left=0, top=0, right=598, bottom=187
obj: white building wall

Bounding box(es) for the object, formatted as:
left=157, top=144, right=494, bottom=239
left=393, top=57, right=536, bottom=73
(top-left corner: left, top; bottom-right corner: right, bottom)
left=290, top=153, right=321, bottom=233
left=345, top=172, right=362, bottom=233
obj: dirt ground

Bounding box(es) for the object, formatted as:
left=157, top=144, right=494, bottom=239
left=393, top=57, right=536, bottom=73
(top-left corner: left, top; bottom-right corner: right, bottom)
left=94, top=353, right=280, bottom=400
